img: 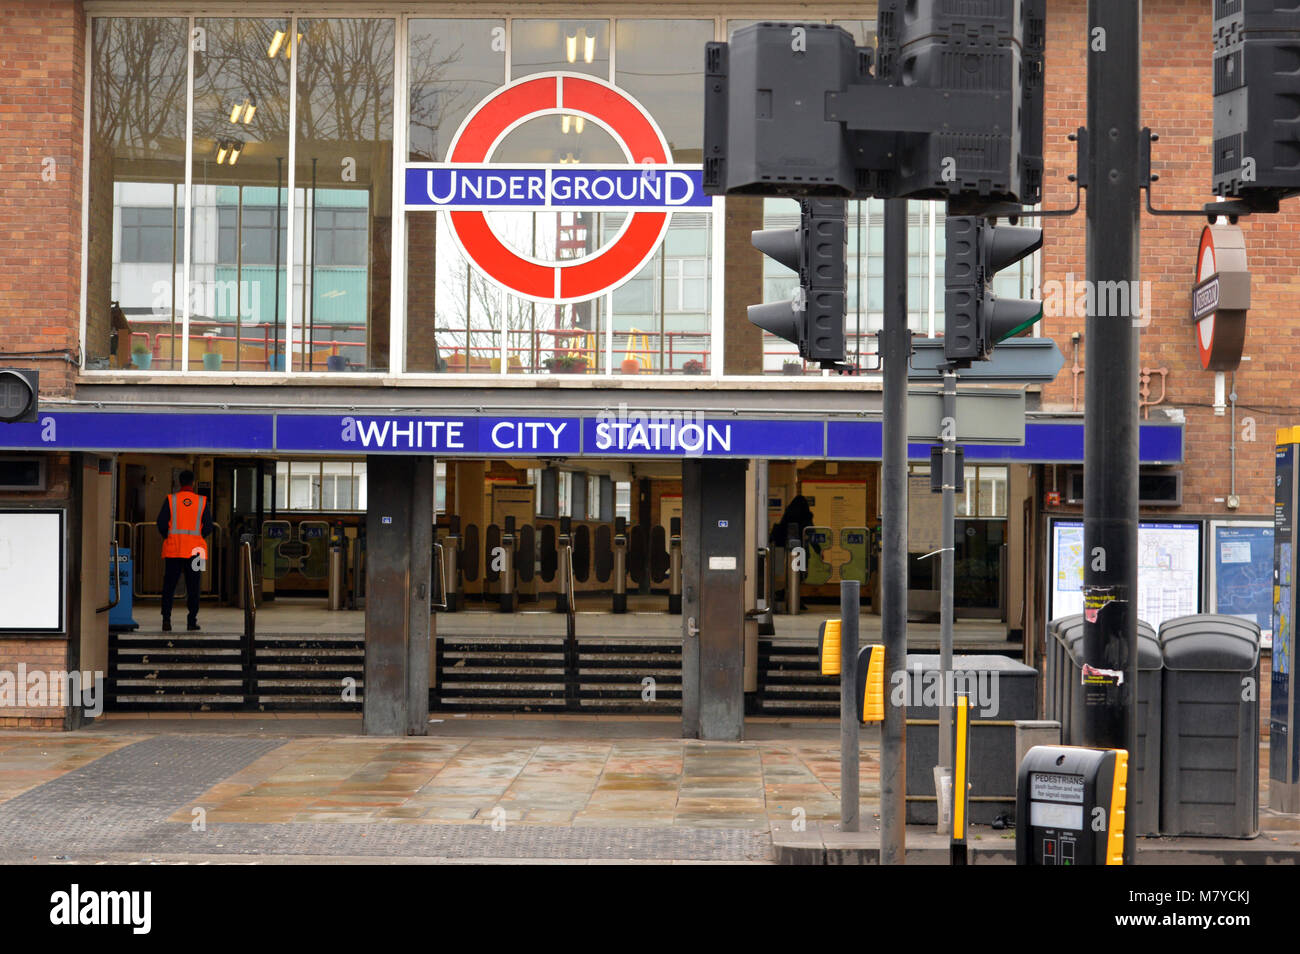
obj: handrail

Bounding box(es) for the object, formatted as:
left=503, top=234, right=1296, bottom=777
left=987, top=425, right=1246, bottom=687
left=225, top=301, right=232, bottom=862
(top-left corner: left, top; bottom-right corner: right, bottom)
left=562, top=543, right=577, bottom=707
left=431, top=541, right=448, bottom=612
left=241, top=540, right=257, bottom=622
left=563, top=544, right=576, bottom=642
left=97, top=537, right=123, bottom=614
left=240, top=539, right=257, bottom=703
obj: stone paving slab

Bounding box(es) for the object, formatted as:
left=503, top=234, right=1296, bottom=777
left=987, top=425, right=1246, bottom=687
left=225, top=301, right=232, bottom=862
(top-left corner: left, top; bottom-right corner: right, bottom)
left=0, top=736, right=286, bottom=852
left=0, top=721, right=1289, bottom=863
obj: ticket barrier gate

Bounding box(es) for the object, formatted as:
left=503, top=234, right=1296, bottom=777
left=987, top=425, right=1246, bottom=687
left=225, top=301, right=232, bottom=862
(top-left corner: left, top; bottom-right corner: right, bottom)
left=328, top=524, right=347, bottom=611
left=441, top=517, right=461, bottom=612
left=499, top=516, right=517, bottom=613
left=784, top=523, right=802, bottom=616
left=668, top=517, right=682, bottom=615
left=1016, top=745, right=1129, bottom=866
left=612, top=517, right=628, bottom=614
left=517, top=523, right=538, bottom=604
left=755, top=545, right=775, bottom=636
left=555, top=517, right=573, bottom=614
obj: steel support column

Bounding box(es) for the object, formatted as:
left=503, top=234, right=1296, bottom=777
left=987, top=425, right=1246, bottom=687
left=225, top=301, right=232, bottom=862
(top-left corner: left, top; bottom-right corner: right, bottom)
left=363, top=455, right=433, bottom=736
left=880, top=198, right=910, bottom=865
left=681, top=458, right=748, bottom=741
left=1081, top=0, right=1142, bottom=867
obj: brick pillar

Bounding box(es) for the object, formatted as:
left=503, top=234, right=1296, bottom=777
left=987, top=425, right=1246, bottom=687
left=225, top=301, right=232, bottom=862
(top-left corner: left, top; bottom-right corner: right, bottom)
left=723, top=197, right=765, bottom=375
left=406, top=213, right=438, bottom=371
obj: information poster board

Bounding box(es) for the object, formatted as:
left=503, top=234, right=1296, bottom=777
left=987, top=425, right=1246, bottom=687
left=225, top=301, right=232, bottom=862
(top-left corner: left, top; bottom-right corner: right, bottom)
left=491, top=484, right=534, bottom=528
left=907, top=474, right=943, bottom=554
left=0, top=509, right=64, bottom=632
left=1211, top=520, right=1274, bottom=649
left=1049, top=519, right=1201, bottom=631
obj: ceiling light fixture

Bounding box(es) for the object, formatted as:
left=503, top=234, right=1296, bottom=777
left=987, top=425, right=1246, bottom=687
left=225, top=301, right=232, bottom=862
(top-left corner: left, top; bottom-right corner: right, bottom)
left=565, top=33, right=577, bottom=64
left=267, top=29, right=301, bottom=60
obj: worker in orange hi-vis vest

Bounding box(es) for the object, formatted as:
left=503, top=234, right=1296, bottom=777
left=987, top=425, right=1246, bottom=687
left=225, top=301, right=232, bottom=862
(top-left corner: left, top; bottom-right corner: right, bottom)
left=155, top=469, right=214, bottom=632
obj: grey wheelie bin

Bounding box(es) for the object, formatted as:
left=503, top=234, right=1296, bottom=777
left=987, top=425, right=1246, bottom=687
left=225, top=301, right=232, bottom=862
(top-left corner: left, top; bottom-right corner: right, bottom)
left=1158, top=613, right=1260, bottom=838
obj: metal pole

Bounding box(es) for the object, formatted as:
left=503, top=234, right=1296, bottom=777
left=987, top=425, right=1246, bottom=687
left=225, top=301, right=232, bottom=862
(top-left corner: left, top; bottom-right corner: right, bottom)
left=1082, top=0, right=1141, bottom=867
left=939, top=366, right=957, bottom=816
left=840, top=580, right=860, bottom=832
left=880, top=198, right=910, bottom=865
left=273, top=157, right=283, bottom=371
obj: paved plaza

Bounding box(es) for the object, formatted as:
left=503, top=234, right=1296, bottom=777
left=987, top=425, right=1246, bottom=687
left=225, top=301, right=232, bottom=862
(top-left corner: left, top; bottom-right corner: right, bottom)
left=0, top=714, right=1293, bottom=864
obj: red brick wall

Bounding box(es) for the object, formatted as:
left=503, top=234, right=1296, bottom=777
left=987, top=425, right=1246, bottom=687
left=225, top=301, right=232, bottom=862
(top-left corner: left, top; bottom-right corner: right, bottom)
left=0, top=453, right=75, bottom=730
left=0, top=0, right=83, bottom=397
left=1039, top=0, right=1296, bottom=516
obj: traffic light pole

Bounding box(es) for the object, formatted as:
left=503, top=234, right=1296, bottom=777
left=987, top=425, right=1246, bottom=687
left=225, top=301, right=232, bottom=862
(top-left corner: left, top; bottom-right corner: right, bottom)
left=880, top=198, right=910, bottom=865
left=1081, top=0, right=1141, bottom=866
left=939, top=367, right=957, bottom=804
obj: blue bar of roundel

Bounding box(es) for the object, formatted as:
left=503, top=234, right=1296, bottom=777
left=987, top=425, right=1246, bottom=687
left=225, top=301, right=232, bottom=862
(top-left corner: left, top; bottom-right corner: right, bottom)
left=405, top=167, right=545, bottom=208
left=0, top=412, right=274, bottom=452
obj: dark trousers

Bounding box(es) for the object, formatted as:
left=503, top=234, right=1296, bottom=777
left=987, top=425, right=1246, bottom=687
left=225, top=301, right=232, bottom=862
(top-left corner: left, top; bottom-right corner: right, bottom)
left=161, top=557, right=201, bottom=624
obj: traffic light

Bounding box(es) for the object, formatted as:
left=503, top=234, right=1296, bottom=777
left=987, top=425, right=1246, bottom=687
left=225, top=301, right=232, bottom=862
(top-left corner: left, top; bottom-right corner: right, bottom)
left=749, top=198, right=847, bottom=364
left=1212, top=3, right=1300, bottom=208
left=704, top=2, right=1047, bottom=208
left=943, top=216, right=1043, bottom=365
left=0, top=369, right=37, bottom=424
left=875, top=0, right=1046, bottom=206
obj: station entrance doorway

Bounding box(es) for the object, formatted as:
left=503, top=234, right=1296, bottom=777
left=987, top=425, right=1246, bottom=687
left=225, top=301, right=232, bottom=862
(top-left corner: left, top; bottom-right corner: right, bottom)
left=101, top=451, right=1017, bottom=735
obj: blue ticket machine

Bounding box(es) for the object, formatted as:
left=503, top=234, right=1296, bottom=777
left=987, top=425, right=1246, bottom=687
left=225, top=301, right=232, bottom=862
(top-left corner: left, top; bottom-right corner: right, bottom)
left=108, top=547, right=139, bottom=632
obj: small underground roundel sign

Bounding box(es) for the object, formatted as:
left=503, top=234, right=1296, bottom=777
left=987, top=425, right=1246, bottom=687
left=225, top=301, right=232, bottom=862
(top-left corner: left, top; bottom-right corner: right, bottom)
left=1191, top=223, right=1250, bottom=371
left=404, top=72, right=710, bottom=305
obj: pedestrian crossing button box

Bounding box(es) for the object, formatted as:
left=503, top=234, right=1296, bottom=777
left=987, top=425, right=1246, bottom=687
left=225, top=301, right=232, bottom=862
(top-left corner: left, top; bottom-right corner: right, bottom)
left=818, top=619, right=841, bottom=676
left=1015, top=745, right=1128, bottom=866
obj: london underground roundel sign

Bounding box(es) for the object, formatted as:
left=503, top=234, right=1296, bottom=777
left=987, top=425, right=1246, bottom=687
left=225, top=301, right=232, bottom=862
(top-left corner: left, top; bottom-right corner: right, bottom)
left=1191, top=222, right=1250, bottom=372
left=404, top=73, right=710, bottom=305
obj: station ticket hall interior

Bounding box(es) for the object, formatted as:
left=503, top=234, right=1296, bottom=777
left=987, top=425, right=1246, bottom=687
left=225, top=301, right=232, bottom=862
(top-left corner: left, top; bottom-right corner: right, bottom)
left=94, top=450, right=1025, bottom=734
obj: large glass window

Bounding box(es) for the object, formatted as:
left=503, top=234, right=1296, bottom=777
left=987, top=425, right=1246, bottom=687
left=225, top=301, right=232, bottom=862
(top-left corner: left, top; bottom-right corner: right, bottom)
left=88, top=15, right=392, bottom=374
left=404, top=16, right=713, bottom=376
left=274, top=460, right=367, bottom=511
left=87, top=18, right=189, bottom=371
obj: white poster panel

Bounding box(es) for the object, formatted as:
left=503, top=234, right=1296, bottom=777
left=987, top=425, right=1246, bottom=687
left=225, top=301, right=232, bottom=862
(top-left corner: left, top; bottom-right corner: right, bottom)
left=1049, top=519, right=1201, bottom=631
left=0, top=510, right=64, bottom=632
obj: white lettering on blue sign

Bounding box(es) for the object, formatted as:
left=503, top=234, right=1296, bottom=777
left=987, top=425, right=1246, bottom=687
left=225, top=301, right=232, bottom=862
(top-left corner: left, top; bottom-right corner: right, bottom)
left=407, top=165, right=709, bottom=212
left=490, top=420, right=567, bottom=450
left=594, top=420, right=731, bottom=453
left=342, top=417, right=466, bottom=450
left=337, top=416, right=568, bottom=453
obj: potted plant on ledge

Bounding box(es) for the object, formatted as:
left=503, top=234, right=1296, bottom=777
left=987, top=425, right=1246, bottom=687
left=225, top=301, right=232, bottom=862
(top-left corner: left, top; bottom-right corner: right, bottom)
left=621, top=357, right=642, bottom=374
left=202, top=334, right=223, bottom=371
left=782, top=360, right=803, bottom=376
left=682, top=359, right=705, bottom=375
left=543, top=354, right=587, bottom=374
left=131, top=341, right=152, bottom=370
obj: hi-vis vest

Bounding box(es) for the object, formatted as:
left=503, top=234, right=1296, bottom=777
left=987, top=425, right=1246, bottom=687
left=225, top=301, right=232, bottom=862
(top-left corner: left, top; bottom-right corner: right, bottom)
left=162, top=490, right=207, bottom=560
